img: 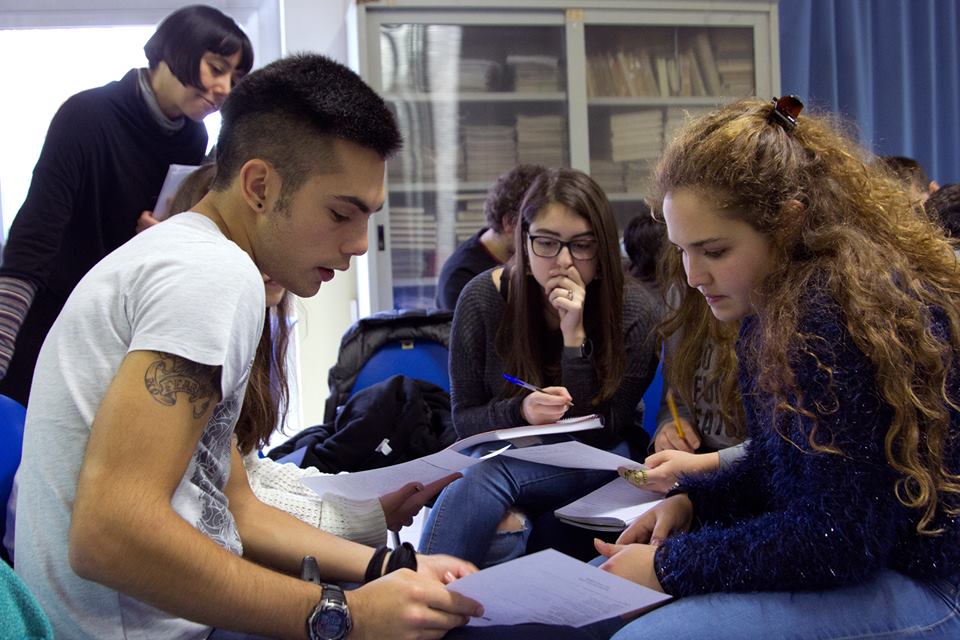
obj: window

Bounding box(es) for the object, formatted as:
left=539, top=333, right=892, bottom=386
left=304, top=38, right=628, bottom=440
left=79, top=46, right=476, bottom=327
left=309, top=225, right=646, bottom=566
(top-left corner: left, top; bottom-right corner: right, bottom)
left=0, top=26, right=221, bottom=238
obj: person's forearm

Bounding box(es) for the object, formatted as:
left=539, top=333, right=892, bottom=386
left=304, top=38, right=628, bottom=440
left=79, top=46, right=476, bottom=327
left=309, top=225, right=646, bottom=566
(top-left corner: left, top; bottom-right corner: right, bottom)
left=70, top=494, right=322, bottom=639
left=231, top=488, right=374, bottom=580
left=451, top=395, right=524, bottom=436
left=0, top=276, right=37, bottom=377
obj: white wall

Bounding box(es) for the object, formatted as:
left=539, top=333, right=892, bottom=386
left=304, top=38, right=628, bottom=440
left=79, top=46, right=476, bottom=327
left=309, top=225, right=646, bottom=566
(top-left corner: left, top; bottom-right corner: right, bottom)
left=0, top=0, right=360, bottom=429
left=280, top=0, right=357, bottom=430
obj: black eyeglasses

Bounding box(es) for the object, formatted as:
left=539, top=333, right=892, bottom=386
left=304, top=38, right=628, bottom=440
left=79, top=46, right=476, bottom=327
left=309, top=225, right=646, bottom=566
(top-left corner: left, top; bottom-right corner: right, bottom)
left=528, top=235, right=599, bottom=260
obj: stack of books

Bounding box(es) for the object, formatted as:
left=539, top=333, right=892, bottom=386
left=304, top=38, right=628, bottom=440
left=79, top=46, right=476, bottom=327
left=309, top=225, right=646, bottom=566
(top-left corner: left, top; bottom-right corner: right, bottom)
left=610, top=110, right=663, bottom=163
left=624, top=160, right=656, bottom=195
left=463, top=125, right=517, bottom=183
left=458, top=58, right=501, bottom=91
left=454, top=194, right=487, bottom=244
left=712, top=30, right=754, bottom=96
left=507, top=54, right=562, bottom=92
left=389, top=206, right=436, bottom=251
left=591, top=159, right=627, bottom=194
left=516, top=114, right=567, bottom=168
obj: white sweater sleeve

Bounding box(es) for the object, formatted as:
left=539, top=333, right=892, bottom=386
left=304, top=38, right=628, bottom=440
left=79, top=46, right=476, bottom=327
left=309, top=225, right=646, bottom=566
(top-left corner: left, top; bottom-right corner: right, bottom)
left=243, top=452, right=388, bottom=548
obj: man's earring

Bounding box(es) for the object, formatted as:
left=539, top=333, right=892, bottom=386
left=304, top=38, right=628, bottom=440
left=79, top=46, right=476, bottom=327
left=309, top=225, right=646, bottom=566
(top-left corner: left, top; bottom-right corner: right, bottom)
left=256, top=202, right=263, bottom=209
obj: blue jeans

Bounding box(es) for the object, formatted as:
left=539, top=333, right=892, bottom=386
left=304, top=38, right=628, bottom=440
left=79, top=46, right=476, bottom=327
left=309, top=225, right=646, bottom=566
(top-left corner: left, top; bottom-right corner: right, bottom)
left=418, top=445, right=623, bottom=566
left=611, top=570, right=960, bottom=640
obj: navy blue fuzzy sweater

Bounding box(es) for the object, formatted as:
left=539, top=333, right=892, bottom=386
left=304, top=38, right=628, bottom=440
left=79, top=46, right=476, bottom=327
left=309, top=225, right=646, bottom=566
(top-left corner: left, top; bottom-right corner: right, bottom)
left=654, top=299, right=960, bottom=596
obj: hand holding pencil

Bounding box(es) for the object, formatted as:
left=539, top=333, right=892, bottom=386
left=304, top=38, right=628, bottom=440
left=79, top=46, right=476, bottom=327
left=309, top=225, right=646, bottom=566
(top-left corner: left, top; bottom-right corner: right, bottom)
left=653, top=389, right=701, bottom=453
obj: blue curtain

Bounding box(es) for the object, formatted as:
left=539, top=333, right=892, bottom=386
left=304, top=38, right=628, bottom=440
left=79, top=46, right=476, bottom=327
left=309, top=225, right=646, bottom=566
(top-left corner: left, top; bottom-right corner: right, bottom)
left=779, top=0, right=960, bottom=183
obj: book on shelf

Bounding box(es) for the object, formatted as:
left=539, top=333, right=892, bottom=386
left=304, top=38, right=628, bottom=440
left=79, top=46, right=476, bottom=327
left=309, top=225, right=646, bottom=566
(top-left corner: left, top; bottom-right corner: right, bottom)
left=654, top=56, right=670, bottom=97
left=692, top=32, right=722, bottom=95
left=555, top=477, right=662, bottom=531
left=685, top=49, right=707, bottom=96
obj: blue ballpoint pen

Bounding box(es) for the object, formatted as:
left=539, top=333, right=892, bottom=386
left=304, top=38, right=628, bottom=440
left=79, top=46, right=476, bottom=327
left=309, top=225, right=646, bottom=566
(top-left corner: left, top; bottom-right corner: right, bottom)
left=502, top=374, right=573, bottom=406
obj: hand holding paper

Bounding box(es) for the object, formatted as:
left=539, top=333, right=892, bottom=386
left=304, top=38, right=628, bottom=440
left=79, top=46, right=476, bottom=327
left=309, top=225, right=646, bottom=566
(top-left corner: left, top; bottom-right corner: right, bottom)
left=594, top=540, right=665, bottom=595
left=616, top=493, right=694, bottom=547
left=446, top=549, right=670, bottom=627
left=379, top=472, right=461, bottom=531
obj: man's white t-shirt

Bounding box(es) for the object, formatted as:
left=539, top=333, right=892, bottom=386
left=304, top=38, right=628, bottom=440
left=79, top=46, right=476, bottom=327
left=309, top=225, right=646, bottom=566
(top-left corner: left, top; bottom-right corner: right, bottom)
left=15, top=213, right=265, bottom=640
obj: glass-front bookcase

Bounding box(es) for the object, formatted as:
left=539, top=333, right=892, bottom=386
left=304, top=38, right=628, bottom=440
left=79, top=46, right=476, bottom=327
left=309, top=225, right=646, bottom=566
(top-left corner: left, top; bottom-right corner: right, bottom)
left=348, top=1, right=779, bottom=313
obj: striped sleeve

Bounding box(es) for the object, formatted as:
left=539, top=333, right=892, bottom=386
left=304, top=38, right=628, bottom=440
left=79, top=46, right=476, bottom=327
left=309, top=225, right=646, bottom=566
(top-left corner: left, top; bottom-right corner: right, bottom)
left=0, top=276, right=37, bottom=378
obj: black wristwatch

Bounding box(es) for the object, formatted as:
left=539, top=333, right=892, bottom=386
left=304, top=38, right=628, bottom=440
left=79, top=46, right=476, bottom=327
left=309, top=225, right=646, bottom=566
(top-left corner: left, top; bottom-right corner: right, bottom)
left=306, top=583, right=352, bottom=640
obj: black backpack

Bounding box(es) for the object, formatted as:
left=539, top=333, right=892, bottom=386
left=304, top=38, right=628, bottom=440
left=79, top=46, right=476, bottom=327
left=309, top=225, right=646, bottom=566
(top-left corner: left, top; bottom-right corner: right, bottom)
left=269, top=374, right=457, bottom=471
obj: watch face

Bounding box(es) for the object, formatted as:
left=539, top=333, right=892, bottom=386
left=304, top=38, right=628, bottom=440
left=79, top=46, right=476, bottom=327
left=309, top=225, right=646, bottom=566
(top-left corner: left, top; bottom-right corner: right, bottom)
left=318, top=608, right=348, bottom=637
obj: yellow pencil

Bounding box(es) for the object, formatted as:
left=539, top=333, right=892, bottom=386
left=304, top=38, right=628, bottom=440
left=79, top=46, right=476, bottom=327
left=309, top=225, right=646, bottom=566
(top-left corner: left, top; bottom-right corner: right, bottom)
left=665, top=389, right=686, bottom=441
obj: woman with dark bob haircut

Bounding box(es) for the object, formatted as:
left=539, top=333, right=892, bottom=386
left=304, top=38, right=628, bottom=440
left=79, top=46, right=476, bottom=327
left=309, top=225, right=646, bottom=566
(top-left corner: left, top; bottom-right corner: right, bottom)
left=0, top=4, right=253, bottom=407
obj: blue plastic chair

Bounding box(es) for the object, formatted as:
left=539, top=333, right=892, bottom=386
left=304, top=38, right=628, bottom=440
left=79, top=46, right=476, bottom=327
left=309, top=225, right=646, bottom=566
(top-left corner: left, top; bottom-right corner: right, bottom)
left=0, top=394, right=26, bottom=564
left=640, top=359, right=665, bottom=440
left=350, top=339, right=450, bottom=397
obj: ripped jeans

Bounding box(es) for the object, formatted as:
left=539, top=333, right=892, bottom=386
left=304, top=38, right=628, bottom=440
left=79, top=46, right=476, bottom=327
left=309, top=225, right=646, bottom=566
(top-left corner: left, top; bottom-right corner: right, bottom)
left=418, top=444, right=625, bottom=567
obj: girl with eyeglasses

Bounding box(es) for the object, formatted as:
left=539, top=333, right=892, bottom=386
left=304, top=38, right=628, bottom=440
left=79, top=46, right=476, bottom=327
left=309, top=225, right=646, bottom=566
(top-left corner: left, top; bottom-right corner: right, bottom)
left=593, top=97, right=960, bottom=639
left=419, top=167, right=662, bottom=567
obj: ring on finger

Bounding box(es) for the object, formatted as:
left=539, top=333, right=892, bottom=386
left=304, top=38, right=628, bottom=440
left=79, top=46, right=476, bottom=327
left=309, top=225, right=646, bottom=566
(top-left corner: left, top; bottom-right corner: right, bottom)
left=567, top=289, right=574, bottom=300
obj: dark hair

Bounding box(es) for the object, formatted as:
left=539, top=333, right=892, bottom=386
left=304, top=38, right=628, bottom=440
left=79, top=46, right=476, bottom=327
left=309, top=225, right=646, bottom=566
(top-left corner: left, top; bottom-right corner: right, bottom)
left=926, top=184, right=960, bottom=238
left=875, top=155, right=930, bottom=196
left=144, top=5, right=253, bottom=90
left=212, top=53, right=402, bottom=206
left=168, top=163, right=217, bottom=216
left=235, top=296, right=293, bottom=455
left=496, top=168, right=626, bottom=406
left=622, top=203, right=664, bottom=283
left=484, top=164, right=547, bottom=233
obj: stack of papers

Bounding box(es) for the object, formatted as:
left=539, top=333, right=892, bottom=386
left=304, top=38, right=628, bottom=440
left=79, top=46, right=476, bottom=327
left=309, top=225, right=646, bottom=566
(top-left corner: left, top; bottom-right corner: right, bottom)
left=555, top=477, right=661, bottom=531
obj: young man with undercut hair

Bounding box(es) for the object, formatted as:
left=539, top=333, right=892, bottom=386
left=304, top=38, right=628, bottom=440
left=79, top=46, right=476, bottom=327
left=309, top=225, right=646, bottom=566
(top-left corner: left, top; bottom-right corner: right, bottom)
left=15, top=53, right=482, bottom=640
left=435, top=164, right=545, bottom=310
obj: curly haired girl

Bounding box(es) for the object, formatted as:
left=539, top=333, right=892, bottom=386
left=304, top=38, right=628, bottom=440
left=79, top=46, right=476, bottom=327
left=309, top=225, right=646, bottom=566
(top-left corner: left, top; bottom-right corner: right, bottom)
left=597, top=97, right=960, bottom=639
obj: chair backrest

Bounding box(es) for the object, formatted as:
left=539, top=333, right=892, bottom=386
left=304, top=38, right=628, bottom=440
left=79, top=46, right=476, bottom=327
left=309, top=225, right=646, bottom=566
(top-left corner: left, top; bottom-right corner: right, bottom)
left=640, top=358, right=665, bottom=439
left=351, top=339, right=450, bottom=398
left=0, top=394, right=26, bottom=563
left=324, top=309, right=453, bottom=423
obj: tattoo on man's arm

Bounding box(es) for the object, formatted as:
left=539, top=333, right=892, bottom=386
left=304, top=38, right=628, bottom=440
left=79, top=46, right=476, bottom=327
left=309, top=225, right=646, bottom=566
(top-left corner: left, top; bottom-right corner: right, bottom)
left=144, top=353, right=222, bottom=419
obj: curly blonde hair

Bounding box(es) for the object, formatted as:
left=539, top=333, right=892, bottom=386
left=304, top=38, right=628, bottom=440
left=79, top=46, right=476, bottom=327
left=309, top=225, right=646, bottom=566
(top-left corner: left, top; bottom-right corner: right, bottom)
left=656, top=244, right=744, bottom=442
left=655, top=98, right=960, bottom=534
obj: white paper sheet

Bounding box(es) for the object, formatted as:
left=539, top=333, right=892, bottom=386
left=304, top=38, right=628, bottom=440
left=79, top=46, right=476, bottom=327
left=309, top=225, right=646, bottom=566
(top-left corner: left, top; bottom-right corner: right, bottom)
left=450, top=414, right=603, bottom=452
left=555, top=477, right=662, bottom=530
left=300, top=447, right=509, bottom=501
left=448, top=549, right=671, bottom=627
left=300, top=415, right=603, bottom=500
left=152, top=163, right=201, bottom=220
left=500, top=439, right=637, bottom=470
